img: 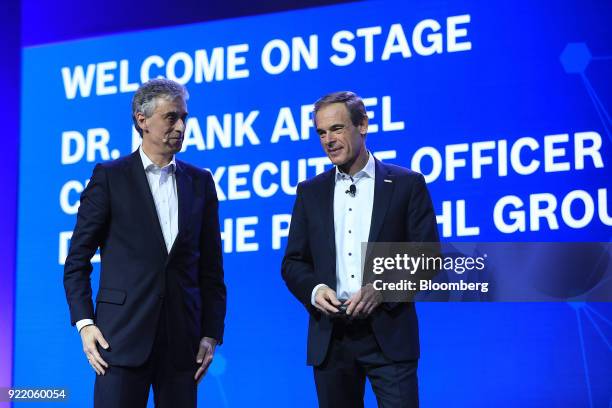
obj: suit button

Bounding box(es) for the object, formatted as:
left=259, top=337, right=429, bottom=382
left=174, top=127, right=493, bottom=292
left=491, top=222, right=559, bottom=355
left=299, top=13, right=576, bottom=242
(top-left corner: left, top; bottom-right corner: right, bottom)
left=158, top=294, right=165, bottom=300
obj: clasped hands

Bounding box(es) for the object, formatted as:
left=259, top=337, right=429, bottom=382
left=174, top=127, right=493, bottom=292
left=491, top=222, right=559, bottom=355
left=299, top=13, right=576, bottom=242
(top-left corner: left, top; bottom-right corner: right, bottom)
left=314, top=284, right=382, bottom=318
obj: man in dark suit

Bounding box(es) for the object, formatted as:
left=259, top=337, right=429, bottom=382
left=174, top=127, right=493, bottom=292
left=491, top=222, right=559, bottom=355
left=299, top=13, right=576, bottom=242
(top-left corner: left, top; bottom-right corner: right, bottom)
left=282, top=91, right=439, bottom=407
left=63, top=79, right=226, bottom=408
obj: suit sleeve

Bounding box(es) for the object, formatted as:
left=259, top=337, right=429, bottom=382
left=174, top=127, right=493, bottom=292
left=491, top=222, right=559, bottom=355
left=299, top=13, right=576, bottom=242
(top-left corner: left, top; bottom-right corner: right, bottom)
left=406, top=173, right=441, bottom=284
left=281, top=183, right=319, bottom=308
left=198, top=172, right=227, bottom=343
left=63, top=164, right=110, bottom=325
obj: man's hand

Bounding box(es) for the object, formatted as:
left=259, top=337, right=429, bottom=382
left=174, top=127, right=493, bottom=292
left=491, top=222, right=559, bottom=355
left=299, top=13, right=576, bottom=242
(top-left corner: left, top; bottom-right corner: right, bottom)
left=345, top=284, right=382, bottom=319
left=194, top=337, right=217, bottom=383
left=80, top=325, right=110, bottom=375
left=314, top=286, right=341, bottom=315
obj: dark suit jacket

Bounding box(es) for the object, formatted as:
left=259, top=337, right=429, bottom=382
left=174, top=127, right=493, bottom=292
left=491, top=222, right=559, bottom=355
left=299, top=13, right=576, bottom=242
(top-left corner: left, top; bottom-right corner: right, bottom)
left=282, top=158, right=439, bottom=366
left=63, top=150, right=226, bottom=368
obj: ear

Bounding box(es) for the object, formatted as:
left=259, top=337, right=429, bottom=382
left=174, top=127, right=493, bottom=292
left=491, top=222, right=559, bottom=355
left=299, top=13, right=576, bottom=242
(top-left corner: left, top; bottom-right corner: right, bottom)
left=359, top=116, right=369, bottom=137
left=135, top=112, right=148, bottom=133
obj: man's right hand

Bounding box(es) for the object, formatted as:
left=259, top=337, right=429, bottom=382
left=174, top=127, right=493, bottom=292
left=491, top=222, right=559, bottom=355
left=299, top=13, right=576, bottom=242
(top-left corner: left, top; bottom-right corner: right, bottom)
left=314, top=286, right=342, bottom=315
left=80, top=325, right=110, bottom=375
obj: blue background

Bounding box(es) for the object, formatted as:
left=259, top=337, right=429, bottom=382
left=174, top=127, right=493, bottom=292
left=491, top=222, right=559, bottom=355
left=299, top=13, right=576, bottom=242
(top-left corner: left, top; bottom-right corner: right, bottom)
left=15, top=0, right=612, bottom=406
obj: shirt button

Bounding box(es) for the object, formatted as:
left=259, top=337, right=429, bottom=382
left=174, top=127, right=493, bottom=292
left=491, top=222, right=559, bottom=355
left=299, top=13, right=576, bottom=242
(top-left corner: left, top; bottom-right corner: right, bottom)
left=349, top=208, right=352, bottom=212
left=351, top=275, right=355, bottom=278
left=348, top=230, right=352, bottom=234
left=348, top=252, right=352, bottom=256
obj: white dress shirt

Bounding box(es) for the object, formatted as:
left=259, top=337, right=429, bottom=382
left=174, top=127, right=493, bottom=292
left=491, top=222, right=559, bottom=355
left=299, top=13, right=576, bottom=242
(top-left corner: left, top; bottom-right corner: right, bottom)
left=311, top=152, right=375, bottom=304
left=138, top=146, right=179, bottom=253
left=76, top=147, right=179, bottom=333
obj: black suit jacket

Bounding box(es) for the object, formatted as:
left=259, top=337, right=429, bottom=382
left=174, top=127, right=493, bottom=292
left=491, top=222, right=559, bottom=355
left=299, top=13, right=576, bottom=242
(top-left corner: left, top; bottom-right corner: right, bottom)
left=282, top=158, right=439, bottom=366
left=63, top=150, right=226, bottom=368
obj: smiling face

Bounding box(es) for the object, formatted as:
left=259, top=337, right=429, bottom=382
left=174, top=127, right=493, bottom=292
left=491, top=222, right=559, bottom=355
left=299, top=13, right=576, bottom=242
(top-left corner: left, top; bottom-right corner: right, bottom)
left=137, top=96, right=188, bottom=157
left=315, top=102, right=368, bottom=175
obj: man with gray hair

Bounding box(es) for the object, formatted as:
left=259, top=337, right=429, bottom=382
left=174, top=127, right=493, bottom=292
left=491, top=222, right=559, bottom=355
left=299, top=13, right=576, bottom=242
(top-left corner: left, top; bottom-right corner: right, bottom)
left=64, top=78, right=226, bottom=407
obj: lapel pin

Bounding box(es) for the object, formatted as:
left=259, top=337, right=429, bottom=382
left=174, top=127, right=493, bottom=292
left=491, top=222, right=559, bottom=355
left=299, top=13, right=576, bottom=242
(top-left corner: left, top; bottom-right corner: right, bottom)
left=384, top=179, right=393, bottom=183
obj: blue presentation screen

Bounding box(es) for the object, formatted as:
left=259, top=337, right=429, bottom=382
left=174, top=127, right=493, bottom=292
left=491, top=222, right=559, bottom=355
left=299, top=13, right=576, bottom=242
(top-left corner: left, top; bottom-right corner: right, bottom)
left=17, top=0, right=611, bottom=406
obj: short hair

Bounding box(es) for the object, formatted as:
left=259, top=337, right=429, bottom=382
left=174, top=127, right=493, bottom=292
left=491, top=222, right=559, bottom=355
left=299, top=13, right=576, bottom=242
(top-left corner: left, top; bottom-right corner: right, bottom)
left=313, top=91, right=367, bottom=127
left=131, top=78, right=189, bottom=135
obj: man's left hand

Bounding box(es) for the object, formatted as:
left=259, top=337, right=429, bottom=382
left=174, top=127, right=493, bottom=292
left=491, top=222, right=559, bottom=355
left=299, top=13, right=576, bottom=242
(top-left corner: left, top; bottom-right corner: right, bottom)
left=345, top=284, right=382, bottom=318
left=194, top=337, right=217, bottom=383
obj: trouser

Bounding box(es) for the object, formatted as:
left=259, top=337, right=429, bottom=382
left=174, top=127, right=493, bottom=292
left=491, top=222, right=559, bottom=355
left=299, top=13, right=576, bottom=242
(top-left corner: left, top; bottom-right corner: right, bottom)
left=94, top=300, right=197, bottom=408
left=314, top=319, right=418, bottom=408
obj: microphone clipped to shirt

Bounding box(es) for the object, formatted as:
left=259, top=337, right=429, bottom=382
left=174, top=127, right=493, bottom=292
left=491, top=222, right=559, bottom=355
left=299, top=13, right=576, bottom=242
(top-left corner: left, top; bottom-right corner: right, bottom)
left=345, top=183, right=356, bottom=197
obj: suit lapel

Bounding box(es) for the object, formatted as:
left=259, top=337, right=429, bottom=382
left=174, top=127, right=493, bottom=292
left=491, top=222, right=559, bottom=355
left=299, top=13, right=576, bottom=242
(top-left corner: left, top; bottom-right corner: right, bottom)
left=317, top=169, right=337, bottom=289
left=174, top=161, right=193, bottom=249
left=130, top=151, right=168, bottom=255
left=368, top=159, right=394, bottom=243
